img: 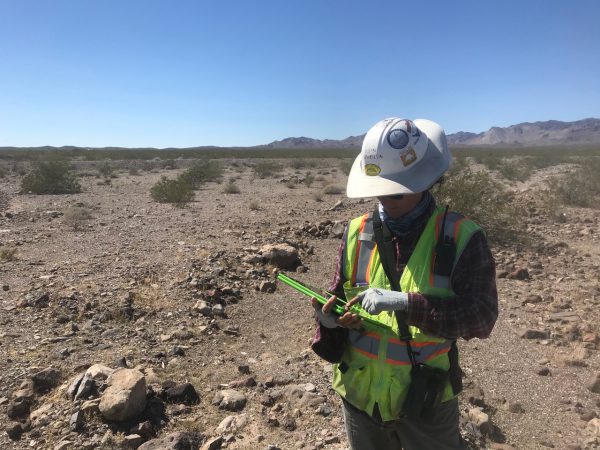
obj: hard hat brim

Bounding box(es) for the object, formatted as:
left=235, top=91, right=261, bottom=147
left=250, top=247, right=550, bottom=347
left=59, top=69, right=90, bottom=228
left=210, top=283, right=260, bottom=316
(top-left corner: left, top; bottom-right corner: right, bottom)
left=346, top=119, right=450, bottom=198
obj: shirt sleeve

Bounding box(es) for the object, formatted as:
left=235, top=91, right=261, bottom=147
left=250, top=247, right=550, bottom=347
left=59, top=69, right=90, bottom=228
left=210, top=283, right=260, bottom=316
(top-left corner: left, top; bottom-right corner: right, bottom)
left=405, top=230, right=499, bottom=340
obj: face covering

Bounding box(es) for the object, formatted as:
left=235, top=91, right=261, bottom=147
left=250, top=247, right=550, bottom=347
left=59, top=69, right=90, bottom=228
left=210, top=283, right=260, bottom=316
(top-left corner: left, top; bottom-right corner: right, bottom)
left=378, top=191, right=434, bottom=236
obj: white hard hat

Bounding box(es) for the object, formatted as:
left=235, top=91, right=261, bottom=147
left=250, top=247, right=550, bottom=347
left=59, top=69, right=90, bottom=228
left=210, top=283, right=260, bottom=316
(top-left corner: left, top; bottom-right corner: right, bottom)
left=346, top=118, right=450, bottom=198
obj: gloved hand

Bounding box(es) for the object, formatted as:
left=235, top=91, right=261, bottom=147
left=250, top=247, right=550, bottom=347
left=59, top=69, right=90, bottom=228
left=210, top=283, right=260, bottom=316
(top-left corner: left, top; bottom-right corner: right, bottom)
left=352, top=288, right=408, bottom=315
left=313, top=304, right=340, bottom=328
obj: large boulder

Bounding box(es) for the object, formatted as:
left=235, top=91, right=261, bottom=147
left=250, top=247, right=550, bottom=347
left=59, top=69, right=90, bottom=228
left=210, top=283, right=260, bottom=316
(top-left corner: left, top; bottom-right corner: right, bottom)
left=260, top=243, right=299, bottom=269
left=99, top=369, right=147, bottom=422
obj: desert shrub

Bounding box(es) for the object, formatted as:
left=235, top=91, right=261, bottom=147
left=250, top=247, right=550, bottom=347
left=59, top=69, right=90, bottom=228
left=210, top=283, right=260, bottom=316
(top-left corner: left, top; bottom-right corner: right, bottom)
left=63, top=206, right=92, bottom=231
left=304, top=172, right=315, bottom=187
left=20, top=161, right=81, bottom=194
left=150, top=177, right=194, bottom=207
left=129, top=168, right=140, bottom=176
left=0, top=166, right=6, bottom=178
left=180, top=160, right=223, bottom=188
left=290, top=159, right=317, bottom=170
left=548, top=158, right=600, bottom=208
left=98, top=162, right=115, bottom=178
left=339, top=159, right=354, bottom=175
left=286, top=180, right=297, bottom=189
left=249, top=200, right=260, bottom=210
left=434, top=167, right=525, bottom=246
left=313, top=192, right=323, bottom=202
left=0, top=189, right=10, bottom=212
left=497, top=160, right=531, bottom=182
left=253, top=161, right=282, bottom=179
left=0, top=247, right=17, bottom=262
left=323, top=184, right=344, bottom=195
left=223, top=180, right=240, bottom=194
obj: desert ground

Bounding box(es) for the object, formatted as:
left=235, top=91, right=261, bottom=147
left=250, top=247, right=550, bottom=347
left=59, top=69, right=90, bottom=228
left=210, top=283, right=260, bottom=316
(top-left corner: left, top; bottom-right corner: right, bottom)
left=0, top=153, right=599, bottom=450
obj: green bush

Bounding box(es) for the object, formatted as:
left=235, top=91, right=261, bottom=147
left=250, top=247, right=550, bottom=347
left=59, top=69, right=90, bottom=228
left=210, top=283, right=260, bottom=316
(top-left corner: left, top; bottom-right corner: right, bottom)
left=323, top=184, right=344, bottom=195
left=434, top=167, right=525, bottom=246
left=548, top=158, right=600, bottom=208
left=304, top=172, right=315, bottom=187
left=180, top=160, right=223, bottom=188
left=20, top=161, right=82, bottom=194
left=339, top=158, right=354, bottom=175
left=222, top=180, right=240, bottom=194
left=98, top=162, right=115, bottom=178
left=150, top=177, right=194, bottom=207
left=253, top=161, right=282, bottom=179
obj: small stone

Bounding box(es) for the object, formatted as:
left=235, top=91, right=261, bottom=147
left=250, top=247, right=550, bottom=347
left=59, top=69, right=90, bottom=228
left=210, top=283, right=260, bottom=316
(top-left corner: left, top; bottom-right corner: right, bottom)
left=70, top=410, right=84, bottom=432
left=523, top=294, right=543, bottom=304
left=123, top=434, right=144, bottom=448
left=31, top=367, right=61, bottom=393
left=507, top=268, right=529, bottom=280
left=6, top=422, right=23, bottom=441
left=165, top=383, right=200, bottom=405
left=516, top=328, right=550, bottom=339
left=580, top=410, right=597, bottom=421
left=81, top=398, right=101, bottom=414
left=228, top=376, right=256, bottom=388
left=536, top=367, right=551, bottom=376
left=138, top=432, right=202, bottom=450
left=200, top=436, right=224, bottom=450
left=99, top=369, right=147, bottom=421
left=212, top=389, right=247, bottom=411
left=238, top=365, right=250, bottom=374
left=259, top=281, right=276, bottom=293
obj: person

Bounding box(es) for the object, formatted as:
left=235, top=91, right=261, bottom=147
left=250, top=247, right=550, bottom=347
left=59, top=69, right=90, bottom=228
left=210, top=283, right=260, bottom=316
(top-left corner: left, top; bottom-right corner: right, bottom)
left=310, top=118, right=498, bottom=450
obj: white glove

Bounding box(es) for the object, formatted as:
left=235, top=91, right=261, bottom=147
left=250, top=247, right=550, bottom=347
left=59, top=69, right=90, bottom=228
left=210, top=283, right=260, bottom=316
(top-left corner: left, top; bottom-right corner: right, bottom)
left=354, top=288, right=408, bottom=315
left=314, top=305, right=340, bottom=329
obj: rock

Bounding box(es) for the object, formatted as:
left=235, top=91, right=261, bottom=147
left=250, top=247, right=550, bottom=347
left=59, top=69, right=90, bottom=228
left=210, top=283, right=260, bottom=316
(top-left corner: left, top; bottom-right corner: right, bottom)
left=238, top=365, right=250, bottom=375
left=124, top=434, right=144, bottom=448
left=192, top=300, right=212, bottom=317
left=165, top=383, right=200, bottom=405
left=212, top=389, right=247, bottom=411
left=6, top=422, right=23, bottom=440
left=216, top=414, right=248, bottom=434
left=66, top=372, right=85, bottom=399
left=587, top=373, right=600, bottom=393
left=516, top=328, right=550, bottom=339
left=7, top=398, right=31, bottom=420
left=31, top=367, right=61, bottom=393
left=70, top=410, right=84, bottom=432
left=74, top=376, right=96, bottom=401
left=30, top=403, right=53, bottom=428
left=587, top=418, right=600, bottom=436
left=540, top=443, right=555, bottom=449
left=583, top=333, right=599, bottom=344
left=330, top=221, right=345, bottom=238
left=468, top=407, right=492, bottom=434
left=507, top=268, right=529, bottom=280
left=144, top=397, right=167, bottom=427
left=86, top=364, right=115, bottom=381
left=228, top=376, right=256, bottom=388
left=260, top=244, right=299, bottom=269
left=259, top=281, right=276, bottom=293
left=328, top=200, right=343, bottom=211
left=21, top=292, right=50, bottom=308
left=463, top=383, right=486, bottom=407
left=536, top=367, right=551, bottom=376
left=200, top=437, right=223, bottom=450
left=138, top=431, right=202, bottom=450
left=580, top=410, right=597, bottom=421
left=99, top=369, right=147, bottom=422
left=212, top=304, right=225, bottom=317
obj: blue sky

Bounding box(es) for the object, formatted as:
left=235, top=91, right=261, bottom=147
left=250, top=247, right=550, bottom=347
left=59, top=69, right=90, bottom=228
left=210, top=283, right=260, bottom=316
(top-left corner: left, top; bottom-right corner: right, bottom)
left=0, top=0, right=599, bottom=147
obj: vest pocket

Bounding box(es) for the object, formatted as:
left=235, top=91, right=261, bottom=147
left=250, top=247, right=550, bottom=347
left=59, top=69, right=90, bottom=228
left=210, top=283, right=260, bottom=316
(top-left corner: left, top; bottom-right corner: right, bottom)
left=336, top=362, right=372, bottom=411
left=388, top=370, right=411, bottom=419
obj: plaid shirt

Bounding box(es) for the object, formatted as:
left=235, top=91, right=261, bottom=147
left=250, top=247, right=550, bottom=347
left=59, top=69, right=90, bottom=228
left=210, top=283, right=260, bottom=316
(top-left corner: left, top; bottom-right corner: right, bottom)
left=327, top=201, right=498, bottom=341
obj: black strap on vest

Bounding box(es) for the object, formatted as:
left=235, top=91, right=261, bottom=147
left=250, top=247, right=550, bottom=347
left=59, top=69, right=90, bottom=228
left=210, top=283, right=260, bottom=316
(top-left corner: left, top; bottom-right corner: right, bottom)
left=371, top=208, right=417, bottom=366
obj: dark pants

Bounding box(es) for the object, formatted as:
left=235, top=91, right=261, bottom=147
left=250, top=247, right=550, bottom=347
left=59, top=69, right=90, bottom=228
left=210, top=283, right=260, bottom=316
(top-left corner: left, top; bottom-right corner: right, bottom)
left=342, top=399, right=467, bottom=450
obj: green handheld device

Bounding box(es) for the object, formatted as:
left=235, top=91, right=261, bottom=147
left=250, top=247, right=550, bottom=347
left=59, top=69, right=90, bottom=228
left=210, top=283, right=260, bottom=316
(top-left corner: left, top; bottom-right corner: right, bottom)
left=276, top=273, right=391, bottom=331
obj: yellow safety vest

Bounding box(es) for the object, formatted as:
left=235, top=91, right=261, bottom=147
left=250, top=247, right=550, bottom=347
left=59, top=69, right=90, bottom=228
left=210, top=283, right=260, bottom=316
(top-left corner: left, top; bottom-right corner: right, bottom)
left=332, top=206, right=481, bottom=421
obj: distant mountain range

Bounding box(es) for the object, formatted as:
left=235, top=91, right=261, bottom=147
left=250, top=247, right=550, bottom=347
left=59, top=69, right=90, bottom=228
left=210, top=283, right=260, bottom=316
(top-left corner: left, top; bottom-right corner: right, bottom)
left=264, top=118, right=600, bottom=148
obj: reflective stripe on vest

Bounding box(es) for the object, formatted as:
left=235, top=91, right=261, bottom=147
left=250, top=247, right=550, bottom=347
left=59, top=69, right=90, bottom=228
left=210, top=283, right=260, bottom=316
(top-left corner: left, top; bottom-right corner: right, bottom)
left=348, top=329, right=379, bottom=359
left=348, top=330, right=452, bottom=365
left=352, top=215, right=376, bottom=286
left=429, top=211, right=465, bottom=289
left=386, top=338, right=452, bottom=366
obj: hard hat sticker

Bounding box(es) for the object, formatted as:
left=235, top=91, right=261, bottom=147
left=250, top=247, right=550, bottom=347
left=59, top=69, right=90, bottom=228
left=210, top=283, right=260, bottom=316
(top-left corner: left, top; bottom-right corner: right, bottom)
left=400, top=148, right=417, bottom=167
left=387, top=129, right=409, bottom=149
left=364, top=164, right=381, bottom=176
